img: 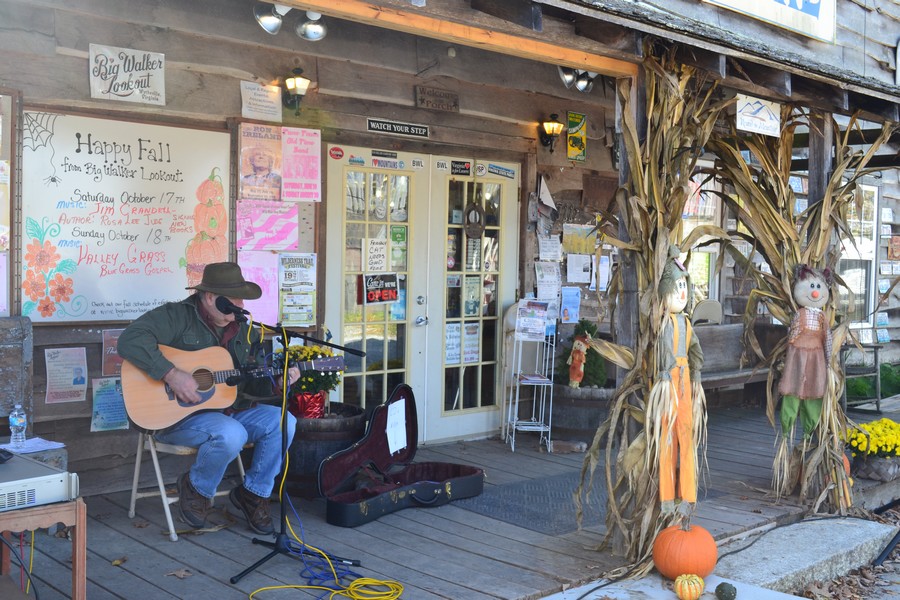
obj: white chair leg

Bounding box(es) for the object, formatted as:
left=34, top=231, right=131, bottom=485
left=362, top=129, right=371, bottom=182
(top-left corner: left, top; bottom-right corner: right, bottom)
left=148, top=437, right=180, bottom=542
left=128, top=432, right=145, bottom=519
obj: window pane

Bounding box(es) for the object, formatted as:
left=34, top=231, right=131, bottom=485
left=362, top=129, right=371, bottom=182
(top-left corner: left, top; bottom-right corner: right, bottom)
left=389, top=175, right=409, bottom=223
left=345, top=223, right=365, bottom=272
left=386, top=323, right=406, bottom=370
left=345, top=171, right=366, bottom=220
left=463, top=366, right=478, bottom=409
left=370, top=173, right=389, bottom=221
left=448, top=180, right=465, bottom=224
left=481, top=364, right=497, bottom=406
left=343, top=276, right=362, bottom=324
left=342, top=325, right=364, bottom=372
left=444, top=367, right=460, bottom=411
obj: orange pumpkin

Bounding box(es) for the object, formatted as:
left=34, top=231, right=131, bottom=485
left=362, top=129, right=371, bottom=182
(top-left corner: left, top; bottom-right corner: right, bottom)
left=652, top=524, right=717, bottom=580
left=674, top=574, right=704, bottom=600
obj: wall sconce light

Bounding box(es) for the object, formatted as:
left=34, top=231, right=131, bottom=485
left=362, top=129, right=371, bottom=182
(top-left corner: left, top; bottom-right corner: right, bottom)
left=253, top=3, right=292, bottom=35
left=539, top=114, right=565, bottom=153
left=283, top=68, right=311, bottom=115
left=296, top=11, right=327, bottom=41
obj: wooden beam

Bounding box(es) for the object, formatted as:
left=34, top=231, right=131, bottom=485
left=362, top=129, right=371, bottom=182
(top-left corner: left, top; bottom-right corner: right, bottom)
left=284, top=0, right=639, bottom=78
left=806, top=111, right=833, bottom=204
left=847, top=91, right=900, bottom=123
left=793, top=129, right=900, bottom=149
left=572, top=16, right=643, bottom=59
left=470, top=0, right=542, bottom=32
left=792, top=77, right=849, bottom=113
left=792, top=153, right=900, bottom=172
left=727, top=58, right=791, bottom=97
left=675, top=45, right=726, bottom=80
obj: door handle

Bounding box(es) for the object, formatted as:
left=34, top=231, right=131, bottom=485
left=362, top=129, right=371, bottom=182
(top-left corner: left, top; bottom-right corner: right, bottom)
left=415, top=316, right=429, bottom=327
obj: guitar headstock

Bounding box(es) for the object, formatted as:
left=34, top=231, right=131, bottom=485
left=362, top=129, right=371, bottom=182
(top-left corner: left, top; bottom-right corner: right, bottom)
left=311, top=356, right=345, bottom=372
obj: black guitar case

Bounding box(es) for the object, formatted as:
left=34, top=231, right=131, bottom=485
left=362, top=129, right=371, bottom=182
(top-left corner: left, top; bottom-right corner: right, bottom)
left=317, top=383, right=484, bottom=527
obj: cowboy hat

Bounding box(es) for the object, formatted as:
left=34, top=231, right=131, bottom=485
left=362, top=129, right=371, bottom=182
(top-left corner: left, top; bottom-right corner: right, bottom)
left=187, top=262, right=262, bottom=299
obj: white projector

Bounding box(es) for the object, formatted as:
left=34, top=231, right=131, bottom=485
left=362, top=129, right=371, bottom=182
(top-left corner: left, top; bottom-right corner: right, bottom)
left=0, top=452, right=79, bottom=512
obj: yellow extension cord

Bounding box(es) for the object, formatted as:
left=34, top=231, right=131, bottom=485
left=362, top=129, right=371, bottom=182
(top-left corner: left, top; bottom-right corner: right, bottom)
left=248, top=328, right=404, bottom=599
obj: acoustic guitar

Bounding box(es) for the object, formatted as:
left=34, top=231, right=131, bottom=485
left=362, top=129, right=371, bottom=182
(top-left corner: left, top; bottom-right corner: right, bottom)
left=121, top=345, right=344, bottom=431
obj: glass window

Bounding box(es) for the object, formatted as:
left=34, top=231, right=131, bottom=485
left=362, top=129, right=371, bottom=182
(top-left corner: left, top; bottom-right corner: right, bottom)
left=837, top=183, right=878, bottom=327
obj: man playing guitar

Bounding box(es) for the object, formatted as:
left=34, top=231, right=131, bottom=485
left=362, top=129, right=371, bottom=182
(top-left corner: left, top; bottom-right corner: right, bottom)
left=118, top=262, right=300, bottom=535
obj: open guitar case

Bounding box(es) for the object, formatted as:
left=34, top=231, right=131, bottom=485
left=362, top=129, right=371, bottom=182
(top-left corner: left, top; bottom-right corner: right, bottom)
left=317, top=383, right=484, bottom=527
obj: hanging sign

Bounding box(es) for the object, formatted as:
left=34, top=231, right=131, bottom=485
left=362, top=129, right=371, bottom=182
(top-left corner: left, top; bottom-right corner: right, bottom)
left=359, top=273, right=399, bottom=305
left=89, top=44, right=165, bottom=105
left=735, top=94, right=782, bottom=137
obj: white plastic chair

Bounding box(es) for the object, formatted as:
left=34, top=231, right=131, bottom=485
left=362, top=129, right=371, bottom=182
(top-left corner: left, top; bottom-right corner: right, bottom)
left=692, top=299, right=723, bottom=325
left=128, top=431, right=246, bottom=541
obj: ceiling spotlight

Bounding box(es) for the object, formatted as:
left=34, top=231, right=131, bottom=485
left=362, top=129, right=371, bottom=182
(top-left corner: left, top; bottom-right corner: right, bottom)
left=253, top=3, right=292, bottom=35
left=558, top=66, right=577, bottom=89
left=296, top=11, right=327, bottom=41
left=575, top=71, right=596, bottom=94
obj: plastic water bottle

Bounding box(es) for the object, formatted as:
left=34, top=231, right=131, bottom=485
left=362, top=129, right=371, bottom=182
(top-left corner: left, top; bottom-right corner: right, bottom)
left=8, top=404, right=26, bottom=449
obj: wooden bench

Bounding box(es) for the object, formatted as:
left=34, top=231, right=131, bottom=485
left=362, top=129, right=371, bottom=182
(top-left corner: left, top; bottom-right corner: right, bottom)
left=693, top=322, right=785, bottom=391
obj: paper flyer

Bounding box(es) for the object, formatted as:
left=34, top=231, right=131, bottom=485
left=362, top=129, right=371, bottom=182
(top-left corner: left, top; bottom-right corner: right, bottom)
left=538, top=235, right=562, bottom=261
left=445, top=323, right=461, bottom=363
left=238, top=250, right=280, bottom=326
left=101, top=328, right=126, bottom=376
left=463, top=323, right=480, bottom=363
left=45, top=347, right=88, bottom=404
left=236, top=199, right=300, bottom=251
left=560, top=287, right=581, bottom=324
left=514, top=300, right=549, bottom=342
left=90, top=377, right=129, bottom=432
left=535, top=261, right=561, bottom=300
left=566, top=254, right=592, bottom=284
left=279, top=253, right=317, bottom=327
left=562, top=223, right=598, bottom=255
left=239, top=81, right=283, bottom=123
left=281, top=127, right=322, bottom=201
left=591, top=255, right=611, bottom=292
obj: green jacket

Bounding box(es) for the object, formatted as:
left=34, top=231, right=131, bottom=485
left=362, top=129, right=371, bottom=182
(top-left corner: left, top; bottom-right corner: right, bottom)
left=117, top=294, right=275, bottom=410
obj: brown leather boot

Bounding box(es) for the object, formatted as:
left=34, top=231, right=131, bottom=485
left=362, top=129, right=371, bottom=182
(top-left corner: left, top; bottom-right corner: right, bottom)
left=229, top=485, right=274, bottom=535
left=177, top=473, right=211, bottom=529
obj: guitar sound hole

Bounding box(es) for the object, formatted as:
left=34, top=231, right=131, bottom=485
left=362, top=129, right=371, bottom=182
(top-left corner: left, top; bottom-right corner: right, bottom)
left=193, top=369, right=215, bottom=392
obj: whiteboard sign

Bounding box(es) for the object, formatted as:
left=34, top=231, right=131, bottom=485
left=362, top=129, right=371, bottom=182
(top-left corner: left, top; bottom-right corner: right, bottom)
left=22, top=112, right=230, bottom=322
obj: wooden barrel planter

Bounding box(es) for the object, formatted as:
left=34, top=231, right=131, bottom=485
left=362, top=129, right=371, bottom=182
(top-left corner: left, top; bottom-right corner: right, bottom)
left=286, top=402, right=367, bottom=498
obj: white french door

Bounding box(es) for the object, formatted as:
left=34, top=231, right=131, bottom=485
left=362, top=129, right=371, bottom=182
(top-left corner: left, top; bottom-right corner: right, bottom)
left=325, top=146, right=519, bottom=443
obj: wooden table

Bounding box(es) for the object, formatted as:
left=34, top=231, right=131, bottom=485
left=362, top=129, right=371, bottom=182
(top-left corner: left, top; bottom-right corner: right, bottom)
left=0, top=497, right=86, bottom=600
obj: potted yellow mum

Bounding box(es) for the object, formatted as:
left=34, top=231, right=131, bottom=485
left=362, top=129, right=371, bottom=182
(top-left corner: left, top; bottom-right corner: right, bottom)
left=846, top=418, right=900, bottom=482
left=274, top=344, right=343, bottom=418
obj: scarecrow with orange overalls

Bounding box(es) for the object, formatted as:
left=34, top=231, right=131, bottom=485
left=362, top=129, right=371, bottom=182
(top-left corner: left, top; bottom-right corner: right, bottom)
left=648, top=246, right=706, bottom=520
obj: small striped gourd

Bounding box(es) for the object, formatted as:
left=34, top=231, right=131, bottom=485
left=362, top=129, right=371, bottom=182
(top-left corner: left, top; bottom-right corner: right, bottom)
left=674, top=574, right=704, bottom=600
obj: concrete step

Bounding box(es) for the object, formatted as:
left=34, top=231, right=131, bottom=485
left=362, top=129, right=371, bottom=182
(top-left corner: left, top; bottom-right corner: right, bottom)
left=543, top=517, right=898, bottom=599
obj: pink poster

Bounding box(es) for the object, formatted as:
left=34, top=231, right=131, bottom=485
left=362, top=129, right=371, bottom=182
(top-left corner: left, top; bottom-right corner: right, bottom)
left=281, top=127, right=321, bottom=202
left=236, top=199, right=299, bottom=251
left=237, top=250, right=280, bottom=327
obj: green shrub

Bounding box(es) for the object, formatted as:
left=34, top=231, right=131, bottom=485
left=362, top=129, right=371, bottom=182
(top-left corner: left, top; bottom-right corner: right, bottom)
left=845, top=363, right=900, bottom=399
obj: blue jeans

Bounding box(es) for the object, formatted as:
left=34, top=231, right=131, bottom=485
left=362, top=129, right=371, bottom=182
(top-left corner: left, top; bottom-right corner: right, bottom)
left=156, top=405, right=296, bottom=499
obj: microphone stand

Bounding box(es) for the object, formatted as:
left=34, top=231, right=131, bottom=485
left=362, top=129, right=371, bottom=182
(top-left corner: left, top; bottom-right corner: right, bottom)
left=231, top=320, right=363, bottom=584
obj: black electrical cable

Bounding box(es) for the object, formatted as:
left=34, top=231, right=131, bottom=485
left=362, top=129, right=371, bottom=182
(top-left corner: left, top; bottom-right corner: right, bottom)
left=0, top=532, right=40, bottom=599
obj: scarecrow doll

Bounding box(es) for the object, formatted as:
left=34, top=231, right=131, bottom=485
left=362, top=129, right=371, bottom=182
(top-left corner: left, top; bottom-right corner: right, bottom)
left=778, top=264, right=833, bottom=440
left=567, top=335, right=589, bottom=388
left=649, top=246, right=705, bottom=518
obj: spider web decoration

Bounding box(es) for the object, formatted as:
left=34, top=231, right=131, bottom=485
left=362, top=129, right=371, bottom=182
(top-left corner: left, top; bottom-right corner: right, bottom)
left=23, top=112, right=61, bottom=185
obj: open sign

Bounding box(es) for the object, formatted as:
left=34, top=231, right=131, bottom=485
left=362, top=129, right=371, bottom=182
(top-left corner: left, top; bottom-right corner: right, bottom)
left=358, top=273, right=400, bottom=305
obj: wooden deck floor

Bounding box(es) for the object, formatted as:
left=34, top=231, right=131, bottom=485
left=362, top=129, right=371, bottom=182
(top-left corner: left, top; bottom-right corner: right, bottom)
left=3, top=401, right=895, bottom=600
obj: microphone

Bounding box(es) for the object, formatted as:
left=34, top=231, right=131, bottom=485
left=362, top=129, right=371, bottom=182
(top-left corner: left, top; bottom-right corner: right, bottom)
left=215, top=296, right=249, bottom=322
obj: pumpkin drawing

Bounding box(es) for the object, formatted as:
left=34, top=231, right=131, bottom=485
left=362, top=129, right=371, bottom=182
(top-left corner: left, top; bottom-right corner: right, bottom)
left=195, top=167, right=225, bottom=205
left=652, top=523, right=717, bottom=580
left=184, top=231, right=227, bottom=287
left=674, top=574, right=704, bottom=600
left=193, top=197, right=227, bottom=238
